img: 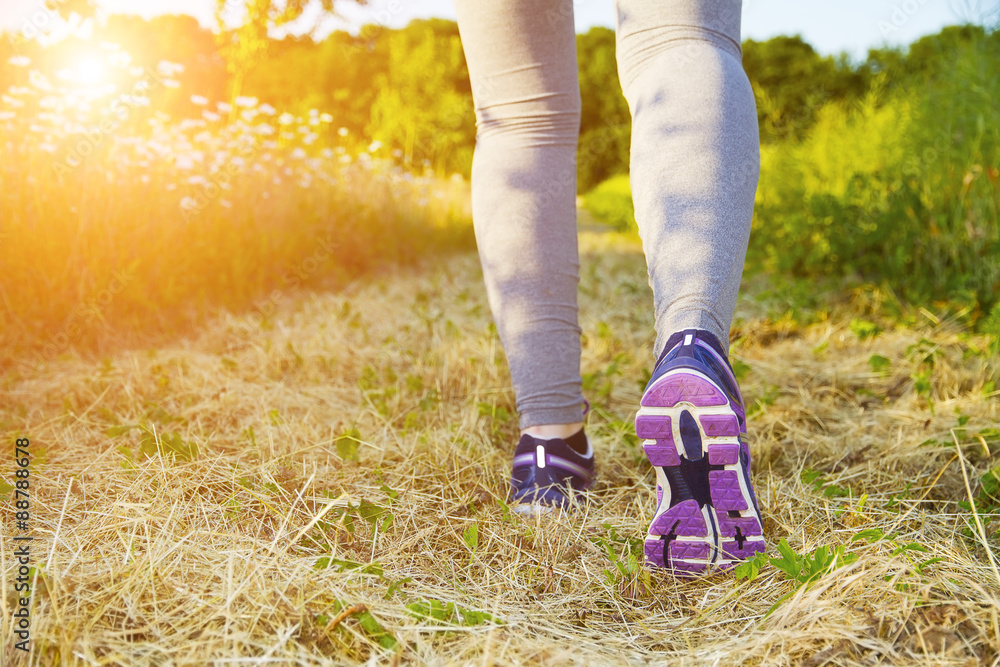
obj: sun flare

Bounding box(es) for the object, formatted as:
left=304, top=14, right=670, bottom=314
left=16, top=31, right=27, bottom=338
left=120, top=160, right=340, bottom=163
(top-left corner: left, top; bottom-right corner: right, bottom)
left=75, top=55, right=107, bottom=85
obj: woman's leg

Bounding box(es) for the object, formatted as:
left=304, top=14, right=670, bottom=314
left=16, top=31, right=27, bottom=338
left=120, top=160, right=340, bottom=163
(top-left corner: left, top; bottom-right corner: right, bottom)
left=453, top=0, right=585, bottom=434
left=616, top=0, right=764, bottom=573
left=615, top=0, right=759, bottom=358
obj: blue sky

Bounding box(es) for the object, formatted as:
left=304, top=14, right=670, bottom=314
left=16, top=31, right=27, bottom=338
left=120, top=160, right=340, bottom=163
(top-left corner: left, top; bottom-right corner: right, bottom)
left=1, top=0, right=991, bottom=61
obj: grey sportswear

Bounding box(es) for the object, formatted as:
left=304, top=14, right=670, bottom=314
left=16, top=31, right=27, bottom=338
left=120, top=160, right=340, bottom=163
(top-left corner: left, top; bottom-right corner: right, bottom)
left=454, top=0, right=759, bottom=429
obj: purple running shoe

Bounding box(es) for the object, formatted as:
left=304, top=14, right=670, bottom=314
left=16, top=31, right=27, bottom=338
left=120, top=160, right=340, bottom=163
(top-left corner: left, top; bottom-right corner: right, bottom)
left=636, top=328, right=764, bottom=575
left=510, top=432, right=595, bottom=513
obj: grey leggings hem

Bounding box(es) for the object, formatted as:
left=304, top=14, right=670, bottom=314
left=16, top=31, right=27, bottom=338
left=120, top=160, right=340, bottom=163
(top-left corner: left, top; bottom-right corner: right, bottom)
left=455, top=0, right=759, bottom=430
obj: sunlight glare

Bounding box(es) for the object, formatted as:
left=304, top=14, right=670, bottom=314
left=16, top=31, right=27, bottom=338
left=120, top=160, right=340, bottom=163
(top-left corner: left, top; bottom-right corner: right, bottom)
left=75, top=55, right=107, bottom=85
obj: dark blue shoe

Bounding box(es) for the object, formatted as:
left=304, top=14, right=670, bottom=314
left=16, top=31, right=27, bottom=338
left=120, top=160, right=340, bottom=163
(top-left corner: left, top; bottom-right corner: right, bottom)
left=636, top=328, right=764, bottom=575
left=510, top=430, right=595, bottom=514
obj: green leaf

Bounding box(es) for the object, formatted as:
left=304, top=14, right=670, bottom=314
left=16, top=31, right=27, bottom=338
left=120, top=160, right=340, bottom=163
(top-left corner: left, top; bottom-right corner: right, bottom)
left=356, top=499, right=390, bottom=530
left=380, top=482, right=399, bottom=504
left=383, top=577, right=412, bottom=599
left=106, top=424, right=140, bottom=438
left=734, top=551, right=768, bottom=581
left=407, top=599, right=455, bottom=623
left=335, top=427, right=362, bottom=462
left=868, top=354, right=891, bottom=373
left=324, top=601, right=397, bottom=649
left=313, top=557, right=383, bottom=576
left=406, top=599, right=502, bottom=627
left=850, top=318, right=882, bottom=340
left=769, top=538, right=802, bottom=580
left=357, top=609, right=397, bottom=649
left=800, top=468, right=824, bottom=488
left=915, top=557, right=944, bottom=575
left=463, top=522, right=479, bottom=554
left=851, top=528, right=884, bottom=543
left=890, top=542, right=929, bottom=556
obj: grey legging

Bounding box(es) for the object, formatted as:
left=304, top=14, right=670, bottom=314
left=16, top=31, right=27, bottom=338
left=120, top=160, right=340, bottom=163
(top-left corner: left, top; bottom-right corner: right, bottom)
left=454, top=0, right=759, bottom=430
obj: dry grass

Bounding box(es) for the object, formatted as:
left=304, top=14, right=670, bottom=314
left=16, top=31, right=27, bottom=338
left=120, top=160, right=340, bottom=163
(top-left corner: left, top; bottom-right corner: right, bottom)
left=2, top=230, right=1000, bottom=666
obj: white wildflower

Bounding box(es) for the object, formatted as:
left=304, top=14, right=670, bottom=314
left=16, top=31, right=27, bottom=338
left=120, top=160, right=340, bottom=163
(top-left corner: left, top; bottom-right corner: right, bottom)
left=162, top=79, right=181, bottom=89
left=8, top=56, right=30, bottom=67
left=157, top=60, right=184, bottom=77
left=234, top=96, right=258, bottom=108
left=337, top=127, right=348, bottom=137
left=320, top=113, right=333, bottom=123
left=29, top=71, right=53, bottom=92
left=278, top=112, right=294, bottom=126
left=190, top=95, right=209, bottom=106
left=220, top=199, right=232, bottom=208
left=258, top=103, right=276, bottom=115
left=368, top=140, right=382, bottom=152
left=203, top=110, right=221, bottom=122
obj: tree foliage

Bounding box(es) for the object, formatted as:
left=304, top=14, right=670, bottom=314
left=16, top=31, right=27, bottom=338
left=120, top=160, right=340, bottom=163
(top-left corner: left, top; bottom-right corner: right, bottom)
left=7, top=12, right=987, bottom=191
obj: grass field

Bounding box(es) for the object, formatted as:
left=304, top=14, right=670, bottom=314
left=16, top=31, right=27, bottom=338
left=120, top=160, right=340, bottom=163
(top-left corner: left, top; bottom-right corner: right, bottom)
left=2, top=228, right=999, bottom=665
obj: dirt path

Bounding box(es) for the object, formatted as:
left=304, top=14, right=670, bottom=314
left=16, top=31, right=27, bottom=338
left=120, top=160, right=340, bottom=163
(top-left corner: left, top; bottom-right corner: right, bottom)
left=1, top=231, right=998, bottom=665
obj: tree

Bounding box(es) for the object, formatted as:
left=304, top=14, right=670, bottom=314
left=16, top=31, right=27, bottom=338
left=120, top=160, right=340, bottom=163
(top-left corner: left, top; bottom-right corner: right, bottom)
left=215, top=0, right=366, bottom=105
left=576, top=27, right=631, bottom=190
left=366, top=19, right=474, bottom=174
left=742, top=35, right=865, bottom=142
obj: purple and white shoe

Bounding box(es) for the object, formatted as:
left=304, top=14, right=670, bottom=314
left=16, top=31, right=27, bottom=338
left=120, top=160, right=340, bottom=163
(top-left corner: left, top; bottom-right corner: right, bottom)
left=510, top=432, right=595, bottom=514
left=636, top=328, right=764, bottom=575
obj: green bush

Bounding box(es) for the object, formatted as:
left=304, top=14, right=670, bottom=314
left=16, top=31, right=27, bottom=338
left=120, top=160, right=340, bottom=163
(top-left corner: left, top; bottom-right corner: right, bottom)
left=584, top=29, right=1000, bottom=320
left=752, top=30, right=999, bottom=314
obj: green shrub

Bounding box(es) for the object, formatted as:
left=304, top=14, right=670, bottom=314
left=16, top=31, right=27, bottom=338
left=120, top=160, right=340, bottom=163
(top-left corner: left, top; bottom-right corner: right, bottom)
left=751, top=31, right=1000, bottom=315
left=584, top=30, right=1000, bottom=320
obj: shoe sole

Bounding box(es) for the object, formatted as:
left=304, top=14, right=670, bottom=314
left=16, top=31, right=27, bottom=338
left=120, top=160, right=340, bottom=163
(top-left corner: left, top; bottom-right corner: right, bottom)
left=636, top=368, right=765, bottom=575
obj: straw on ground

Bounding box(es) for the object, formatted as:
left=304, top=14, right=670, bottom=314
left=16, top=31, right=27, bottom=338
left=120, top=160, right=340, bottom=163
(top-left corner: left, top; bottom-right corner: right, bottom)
left=1, top=230, right=999, bottom=665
